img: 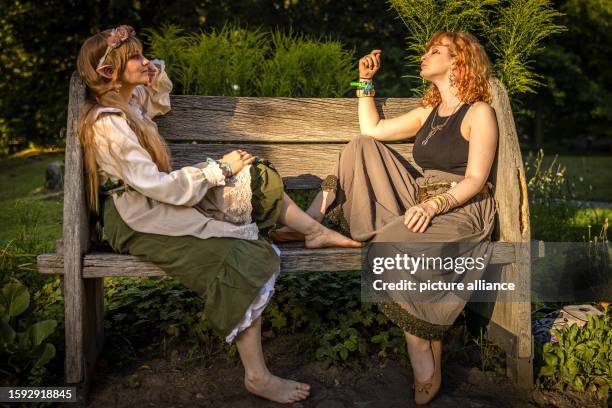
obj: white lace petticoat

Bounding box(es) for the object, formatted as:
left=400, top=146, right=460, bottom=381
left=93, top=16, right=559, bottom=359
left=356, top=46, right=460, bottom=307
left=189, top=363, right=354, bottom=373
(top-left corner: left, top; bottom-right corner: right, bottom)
left=224, top=243, right=281, bottom=343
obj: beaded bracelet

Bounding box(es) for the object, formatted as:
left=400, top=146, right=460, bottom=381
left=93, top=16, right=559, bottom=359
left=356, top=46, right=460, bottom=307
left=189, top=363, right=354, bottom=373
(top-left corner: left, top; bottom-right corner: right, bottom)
left=351, top=79, right=375, bottom=97
left=206, top=157, right=233, bottom=178
left=356, top=88, right=376, bottom=97
left=219, top=160, right=233, bottom=178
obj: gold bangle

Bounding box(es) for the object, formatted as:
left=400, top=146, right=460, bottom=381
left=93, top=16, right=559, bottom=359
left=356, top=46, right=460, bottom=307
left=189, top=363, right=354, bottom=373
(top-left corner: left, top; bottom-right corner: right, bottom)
left=424, top=192, right=459, bottom=215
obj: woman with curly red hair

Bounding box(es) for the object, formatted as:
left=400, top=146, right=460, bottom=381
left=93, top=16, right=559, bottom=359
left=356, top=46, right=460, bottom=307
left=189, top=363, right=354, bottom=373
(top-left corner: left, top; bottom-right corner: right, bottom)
left=270, top=31, right=499, bottom=405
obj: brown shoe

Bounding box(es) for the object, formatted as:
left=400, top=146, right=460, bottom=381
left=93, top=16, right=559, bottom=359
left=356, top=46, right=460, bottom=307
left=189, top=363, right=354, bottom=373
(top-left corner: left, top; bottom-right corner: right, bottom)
left=413, top=339, right=442, bottom=405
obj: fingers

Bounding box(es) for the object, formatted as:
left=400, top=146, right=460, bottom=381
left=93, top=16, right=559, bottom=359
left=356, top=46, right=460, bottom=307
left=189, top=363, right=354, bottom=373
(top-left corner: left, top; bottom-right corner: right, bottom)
left=404, top=208, right=430, bottom=233
left=360, top=56, right=380, bottom=72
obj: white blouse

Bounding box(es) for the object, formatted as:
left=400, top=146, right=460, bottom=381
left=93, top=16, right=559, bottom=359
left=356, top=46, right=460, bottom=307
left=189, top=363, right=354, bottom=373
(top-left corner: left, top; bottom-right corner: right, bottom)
left=92, top=60, right=260, bottom=241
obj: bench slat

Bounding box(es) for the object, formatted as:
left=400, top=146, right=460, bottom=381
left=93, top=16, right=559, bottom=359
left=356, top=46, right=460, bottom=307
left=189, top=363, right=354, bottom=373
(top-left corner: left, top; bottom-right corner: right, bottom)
left=37, top=241, right=539, bottom=277
left=170, top=143, right=419, bottom=189
left=156, top=97, right=421, bottom=142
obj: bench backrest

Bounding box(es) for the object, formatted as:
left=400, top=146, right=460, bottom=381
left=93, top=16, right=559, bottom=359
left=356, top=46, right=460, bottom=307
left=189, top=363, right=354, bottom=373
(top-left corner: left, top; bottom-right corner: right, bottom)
left=64, top=73, right=531, bottom=253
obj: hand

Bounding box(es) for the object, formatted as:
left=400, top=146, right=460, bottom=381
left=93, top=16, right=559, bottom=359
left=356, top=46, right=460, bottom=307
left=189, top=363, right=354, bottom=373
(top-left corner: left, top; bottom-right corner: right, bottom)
left=358, top=49, right=382, bottom=80
left=220, top=150, right=256, bottom=176
left=403, top=202, right=437, bottom=233
left=146, top=63, right=159, bottom=85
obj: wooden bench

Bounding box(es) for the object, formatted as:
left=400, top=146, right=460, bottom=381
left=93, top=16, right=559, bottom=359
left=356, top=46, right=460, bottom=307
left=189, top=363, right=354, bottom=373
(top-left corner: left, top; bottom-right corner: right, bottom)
left=37, top=72, right=541, bottom=401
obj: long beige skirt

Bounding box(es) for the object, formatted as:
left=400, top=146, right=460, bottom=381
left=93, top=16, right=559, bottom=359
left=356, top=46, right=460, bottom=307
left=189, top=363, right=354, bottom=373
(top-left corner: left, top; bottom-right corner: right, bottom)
left=322, top=136, right=497, bottom=339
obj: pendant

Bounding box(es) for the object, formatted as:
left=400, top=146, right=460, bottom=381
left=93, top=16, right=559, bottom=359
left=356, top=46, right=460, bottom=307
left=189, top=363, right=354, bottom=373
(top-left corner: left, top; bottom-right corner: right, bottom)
left=421, top=125, right=443, bottom=145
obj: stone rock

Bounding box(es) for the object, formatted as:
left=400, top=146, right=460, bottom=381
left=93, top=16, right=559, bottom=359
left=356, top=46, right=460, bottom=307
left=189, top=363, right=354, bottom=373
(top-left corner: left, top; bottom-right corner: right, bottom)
left=44, top=161, right=64, bottom=191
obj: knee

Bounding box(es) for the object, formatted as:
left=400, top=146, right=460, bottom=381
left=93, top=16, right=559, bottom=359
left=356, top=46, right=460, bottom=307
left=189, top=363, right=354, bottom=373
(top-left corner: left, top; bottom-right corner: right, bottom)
left=344, top=135, right=377, bottom=153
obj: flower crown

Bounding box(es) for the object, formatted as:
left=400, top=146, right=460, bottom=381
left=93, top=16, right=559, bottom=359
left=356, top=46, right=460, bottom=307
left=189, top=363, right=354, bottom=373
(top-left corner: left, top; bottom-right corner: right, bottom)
left=96, top=25, right=136, bottom=71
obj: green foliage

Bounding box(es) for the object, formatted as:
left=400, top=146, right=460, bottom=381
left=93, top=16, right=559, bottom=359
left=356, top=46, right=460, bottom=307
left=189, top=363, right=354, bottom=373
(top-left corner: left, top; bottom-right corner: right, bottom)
left=0, top=280, right=57, bottom=386
left=102, top=276, right=231, bottom=364
left=488, top=0, right=566, bottom=95
left=264, top=272, right=407, bottom=366
left=520, top=0, right=612, bottom=150
left=537, top=310, right=612, bottom=401
left=260, top=29, right=354, bottom=97
left=388, top=0, right=565, bottom=96
left=524, top=149, right=577, bottom=242
left=145, top=24, right=355, bottom=97
left=525, top=149, right=574, bottom=204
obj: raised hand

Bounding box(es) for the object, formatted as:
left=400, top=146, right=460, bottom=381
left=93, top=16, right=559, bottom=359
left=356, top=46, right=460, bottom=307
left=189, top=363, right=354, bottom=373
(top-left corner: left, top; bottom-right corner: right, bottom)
left=358, top=49, right=382, bottom=80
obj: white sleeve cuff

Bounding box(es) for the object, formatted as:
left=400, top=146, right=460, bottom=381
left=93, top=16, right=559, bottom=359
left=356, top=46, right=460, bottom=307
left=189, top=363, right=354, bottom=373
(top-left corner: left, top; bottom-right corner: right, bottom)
left=201, top=161, right=226, bottom=186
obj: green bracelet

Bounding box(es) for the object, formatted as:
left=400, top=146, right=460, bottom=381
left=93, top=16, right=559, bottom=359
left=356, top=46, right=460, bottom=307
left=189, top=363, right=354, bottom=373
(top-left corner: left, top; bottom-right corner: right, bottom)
left=219, top=160, right=233, bottom=178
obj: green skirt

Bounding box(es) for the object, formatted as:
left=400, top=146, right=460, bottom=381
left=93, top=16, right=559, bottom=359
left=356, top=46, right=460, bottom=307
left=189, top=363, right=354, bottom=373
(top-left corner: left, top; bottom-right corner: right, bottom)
left=100, top=161, right=285, bottom=340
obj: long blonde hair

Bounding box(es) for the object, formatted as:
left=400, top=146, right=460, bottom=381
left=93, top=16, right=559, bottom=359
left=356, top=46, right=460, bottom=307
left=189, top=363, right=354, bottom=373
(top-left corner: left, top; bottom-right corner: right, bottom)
left=76, top=28, right=171, bottom=216
left=421, top=31, right=492, bottom=107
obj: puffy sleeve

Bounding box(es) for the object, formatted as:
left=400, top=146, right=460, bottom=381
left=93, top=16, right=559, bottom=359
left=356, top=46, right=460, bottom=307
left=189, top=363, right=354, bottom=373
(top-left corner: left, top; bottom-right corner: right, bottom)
left=131, top=59, right=173, bottom=119
left=93, top=113, right=226, bottom=207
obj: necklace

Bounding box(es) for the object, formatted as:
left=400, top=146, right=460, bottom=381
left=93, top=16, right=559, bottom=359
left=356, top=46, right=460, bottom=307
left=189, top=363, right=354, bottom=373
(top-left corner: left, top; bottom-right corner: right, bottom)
left=421, top=101, right=463, bottom=146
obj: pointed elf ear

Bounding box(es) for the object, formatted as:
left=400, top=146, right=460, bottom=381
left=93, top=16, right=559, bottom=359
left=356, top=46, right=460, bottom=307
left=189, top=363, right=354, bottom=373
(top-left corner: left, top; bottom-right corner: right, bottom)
left=96, top=64, right=113, bottom=79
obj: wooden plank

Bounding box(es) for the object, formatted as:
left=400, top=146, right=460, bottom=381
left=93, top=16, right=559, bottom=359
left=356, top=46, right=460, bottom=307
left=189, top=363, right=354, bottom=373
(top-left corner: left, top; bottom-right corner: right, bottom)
left=62, top=71, right=89, bottom=386
left=170, top=143, right=420, bottom=189
left=37, top=241, right=525, bottom=277
left=156, top=97, right=421, bottom=142
left=467, top=78, right=533, bottom=388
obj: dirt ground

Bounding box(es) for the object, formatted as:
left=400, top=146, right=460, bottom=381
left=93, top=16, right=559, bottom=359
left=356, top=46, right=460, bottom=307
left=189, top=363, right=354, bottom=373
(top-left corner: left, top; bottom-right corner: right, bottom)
left=85, top=332, right=605, bottom=408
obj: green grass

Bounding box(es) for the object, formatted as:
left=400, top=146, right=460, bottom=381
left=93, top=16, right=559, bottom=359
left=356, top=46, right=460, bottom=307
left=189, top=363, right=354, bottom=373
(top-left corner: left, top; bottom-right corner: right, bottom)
left=533, top=154, right=612, bottom=202
left=0, top=153, right=64, bottom=250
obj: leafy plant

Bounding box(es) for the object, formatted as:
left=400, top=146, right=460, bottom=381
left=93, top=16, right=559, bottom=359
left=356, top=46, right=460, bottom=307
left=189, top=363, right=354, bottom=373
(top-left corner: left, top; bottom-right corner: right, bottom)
left=537, top=309, right=612, bottom=401
left=524, top=149, right=578, bottom=242
left=388, top=0, right=566, bottom=96
left=0, top=279, right=57, bottom=386
left=144, top=23, right=355, bottom=97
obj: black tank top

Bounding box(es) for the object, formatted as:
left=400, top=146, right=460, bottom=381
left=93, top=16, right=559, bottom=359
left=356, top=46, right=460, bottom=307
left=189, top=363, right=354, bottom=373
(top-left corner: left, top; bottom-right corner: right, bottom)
left=413, top=103, right=471, bottom=175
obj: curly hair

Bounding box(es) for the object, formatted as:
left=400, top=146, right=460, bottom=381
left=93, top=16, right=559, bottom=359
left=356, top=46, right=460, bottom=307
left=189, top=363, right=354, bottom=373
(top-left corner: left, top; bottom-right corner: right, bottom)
left=421, top=32, right=492, bottom=107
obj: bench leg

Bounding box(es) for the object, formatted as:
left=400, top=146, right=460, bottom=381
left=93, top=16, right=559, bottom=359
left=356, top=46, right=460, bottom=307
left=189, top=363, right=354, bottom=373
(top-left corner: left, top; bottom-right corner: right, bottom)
left=466, top=302, right=534, bottom=390
left=64, top=276, right=105, bottom=405
left=507, top=354, right=534, bottom=390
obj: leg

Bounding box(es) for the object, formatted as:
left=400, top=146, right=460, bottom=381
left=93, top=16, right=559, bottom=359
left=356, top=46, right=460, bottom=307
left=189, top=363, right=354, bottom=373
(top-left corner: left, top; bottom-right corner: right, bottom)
left=304, top=189, right=336, bottom=222
left=235, top=316, right=310, bottom=404
left=277, top=192, right=362, bottom=248
left=405, top=332, right=435, bottom=383
left=268, top=189, right=333, bottom=241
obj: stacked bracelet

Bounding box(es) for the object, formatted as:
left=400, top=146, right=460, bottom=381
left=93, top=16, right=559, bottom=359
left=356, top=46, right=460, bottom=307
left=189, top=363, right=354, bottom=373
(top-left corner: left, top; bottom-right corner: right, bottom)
left=219, top=161, right=233, bottom=178
left=206, top=157, right=233, bottom=178
left=424, top=192, right=459, bottom=215
left=356, top=88, right=375, bottom=97
left=350, top=78, right=375, bottom=97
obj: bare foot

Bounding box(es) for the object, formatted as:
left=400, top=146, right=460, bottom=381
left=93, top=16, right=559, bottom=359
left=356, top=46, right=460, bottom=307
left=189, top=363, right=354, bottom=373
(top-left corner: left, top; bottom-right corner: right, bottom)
left=245, top=373, right=310, bottom=404
left=305, top=226, right=363, bottom=248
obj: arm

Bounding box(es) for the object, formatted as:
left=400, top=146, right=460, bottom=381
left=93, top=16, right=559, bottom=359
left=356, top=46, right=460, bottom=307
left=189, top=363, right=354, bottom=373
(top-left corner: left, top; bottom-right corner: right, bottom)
left=131, top=59, right=173, bottom=119
left=93, top=114, right=226, bottom=207
left=356, top=50, right=431, bottom=141
left=359, top=98, right=432, bottom=141
left=441, top=102, right=498, bottom=205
